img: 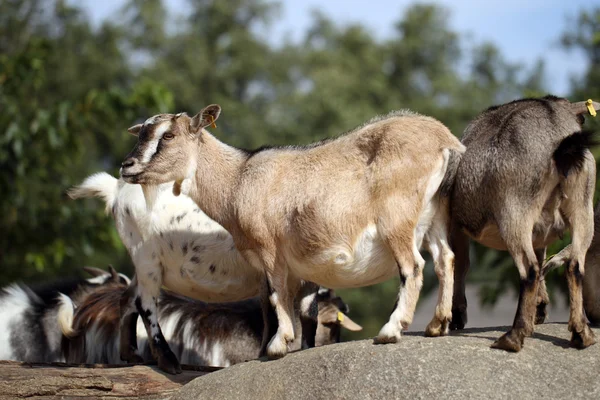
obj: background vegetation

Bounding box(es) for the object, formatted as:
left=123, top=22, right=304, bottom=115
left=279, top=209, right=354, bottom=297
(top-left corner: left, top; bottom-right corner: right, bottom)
left=1, top=0, right=599, bottom=339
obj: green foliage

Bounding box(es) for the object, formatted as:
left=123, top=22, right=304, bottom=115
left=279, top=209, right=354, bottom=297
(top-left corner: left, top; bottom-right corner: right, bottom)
left=0, top=0, right=598, bottom=338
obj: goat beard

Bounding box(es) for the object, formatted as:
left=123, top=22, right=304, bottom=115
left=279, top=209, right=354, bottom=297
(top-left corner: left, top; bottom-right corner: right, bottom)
left=141, top=184, right=161, bottom=237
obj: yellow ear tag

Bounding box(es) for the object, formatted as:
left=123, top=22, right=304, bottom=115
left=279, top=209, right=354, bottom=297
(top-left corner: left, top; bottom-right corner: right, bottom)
left=337, top=311, right=344, bottom=323
left=586, top=99, right=597, bottom=117
left=206, top=114, right=217, bottom=129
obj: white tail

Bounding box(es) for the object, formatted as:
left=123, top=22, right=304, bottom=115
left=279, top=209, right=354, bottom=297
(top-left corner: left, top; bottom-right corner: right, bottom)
left=67, top=172, right=119, bottom=213
left=57, top=293, right=77, bottom=338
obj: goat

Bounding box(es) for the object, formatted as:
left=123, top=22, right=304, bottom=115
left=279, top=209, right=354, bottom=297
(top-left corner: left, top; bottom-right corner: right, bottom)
left=68, top=173, right=315, bottom=373
left=543, top=200, right=600, bottom=325
left=59, top=282, right=361, bottom=367
left=450, top=96, right=599, bottom=352
left=0, top=266, right=128, bottom=362
left=119, top=104, right=465, bottom=367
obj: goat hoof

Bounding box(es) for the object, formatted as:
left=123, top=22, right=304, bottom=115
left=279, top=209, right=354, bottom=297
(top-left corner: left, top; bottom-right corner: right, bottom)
left=120, top=349, right=144, bottom=364
left=157, top=353, right=182, bottom=375
left=425, top=318, right=449, bottom=337
left=450, top=308, right=467, bottom=331
left=374, top=322, right=402, bottom=344
left=266, top=335, right=290, bottom=359
left=126, top=354, right=144, bottom=364
left=373, top=334, right=398, bottom=344
left=491, top=330, right=523, bottom=352
left=534, top=302, right=548, bottom=325
left=570, top=326, right=596, bottom=349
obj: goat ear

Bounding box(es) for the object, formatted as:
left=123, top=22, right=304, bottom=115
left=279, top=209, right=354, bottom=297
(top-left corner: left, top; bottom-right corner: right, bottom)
left=570, top=100, right=600, bottom=116
left=338, top=313, right=363, bottom=331
left=128, top=124, right=142, bottom=136
left=83, top=266, right=107, bottom=277
left=190, top=104, right=221, bottom=134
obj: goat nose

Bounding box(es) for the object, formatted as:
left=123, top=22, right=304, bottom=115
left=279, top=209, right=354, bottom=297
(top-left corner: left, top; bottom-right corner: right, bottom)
left=121, top=158, right=137, bottom=168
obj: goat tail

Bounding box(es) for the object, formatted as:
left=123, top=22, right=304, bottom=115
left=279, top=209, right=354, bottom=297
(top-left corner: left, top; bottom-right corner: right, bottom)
left=57, top=293, right=77, bottom=338
left=67, top=172, right=119, bottom=214
left=553, top=130, right=599, bottom=178
left=541, top=245, right=572, bottom=276
left=439, top=146, right=465, bottom=197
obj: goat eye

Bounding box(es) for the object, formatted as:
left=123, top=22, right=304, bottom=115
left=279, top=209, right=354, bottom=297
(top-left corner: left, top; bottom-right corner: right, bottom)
left=163, top=132, right=175, bottom=140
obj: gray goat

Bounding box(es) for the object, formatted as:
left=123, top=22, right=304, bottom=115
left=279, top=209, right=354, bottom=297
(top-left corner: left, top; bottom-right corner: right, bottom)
left=450, top=95, right=599, bottom=352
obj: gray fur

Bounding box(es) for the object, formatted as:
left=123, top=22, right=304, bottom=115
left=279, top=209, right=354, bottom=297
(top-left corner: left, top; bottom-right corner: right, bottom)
left=451, top=95, right=598, bottom=351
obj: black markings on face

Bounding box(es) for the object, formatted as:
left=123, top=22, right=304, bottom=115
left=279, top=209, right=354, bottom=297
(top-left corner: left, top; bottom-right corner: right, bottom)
left=190, top=256, right=201, bottom=264
left=125, top=207, right=131, bottom=216
left=181, top=243, right=188, bottom=255
left=193, top=245, right=205, bottom=252
left=209, top=264, right=216, bottom=274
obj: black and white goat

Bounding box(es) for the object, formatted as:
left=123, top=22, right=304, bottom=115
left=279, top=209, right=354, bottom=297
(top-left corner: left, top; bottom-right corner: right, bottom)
left=59, top=283, right=361, bottom=367
left=0, top=266, right=129, bottom=362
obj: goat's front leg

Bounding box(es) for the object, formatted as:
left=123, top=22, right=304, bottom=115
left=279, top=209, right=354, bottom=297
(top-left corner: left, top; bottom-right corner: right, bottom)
left=133, top=253, right=181, bottom=374
left=424, top=205, right=454, bottom=337
left=534, top=248, right=550, bottom=325
left=265, top=261, right=298, bottom=359
left=450, top=219, right=469, bottom=330
left=119, top=275, right=143, bottom=364
left=375, top=236, right=425, bottom=343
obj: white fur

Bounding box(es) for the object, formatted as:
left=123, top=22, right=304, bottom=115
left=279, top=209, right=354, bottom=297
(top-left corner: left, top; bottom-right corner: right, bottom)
left=71, top=173, right=263, bottom=304
left=141, top=122, right=169, bottom=163
left=57, top=293, right=75, bottom=337
left=0, top=285, right=31, bottom=360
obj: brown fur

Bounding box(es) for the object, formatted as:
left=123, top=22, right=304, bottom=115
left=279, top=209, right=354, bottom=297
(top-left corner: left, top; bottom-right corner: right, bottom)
left=121, top=106, right=464, bottom=359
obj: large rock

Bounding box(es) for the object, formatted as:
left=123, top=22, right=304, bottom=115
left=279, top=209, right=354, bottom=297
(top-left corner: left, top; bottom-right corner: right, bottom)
left=174, top=323, right=600, bottom=400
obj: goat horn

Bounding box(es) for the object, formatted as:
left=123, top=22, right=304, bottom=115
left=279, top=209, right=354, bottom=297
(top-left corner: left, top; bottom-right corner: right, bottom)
left=83, top=266, right=107, bottom=277
left=108, top=264, right=119, bottom=281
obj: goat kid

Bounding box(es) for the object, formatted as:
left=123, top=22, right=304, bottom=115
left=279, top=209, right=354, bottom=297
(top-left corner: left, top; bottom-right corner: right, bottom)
left=450, top=96, right=599, bottom=352
left=68, top=172, right=275, bottom=373
left=120, top=104, right=465, bottom=365
left=0, top=266, right=128, bottom=362
left=60, top=282, right=361, bottom=367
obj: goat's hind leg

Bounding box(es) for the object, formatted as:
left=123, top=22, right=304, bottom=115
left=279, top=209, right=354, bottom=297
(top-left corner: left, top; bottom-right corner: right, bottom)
left=119, top=276, right=143, bottom=364
left=425, top=200, right=455, bottom=337
left=375, top=234, right=425, bottom=344
left=561, top=153, right=596, bottom=348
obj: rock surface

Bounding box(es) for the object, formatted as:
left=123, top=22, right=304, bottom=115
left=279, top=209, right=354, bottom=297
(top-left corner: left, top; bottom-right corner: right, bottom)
left=0, top=361, right=213, bottom=399
left=174, top=323, right=600, bottom=400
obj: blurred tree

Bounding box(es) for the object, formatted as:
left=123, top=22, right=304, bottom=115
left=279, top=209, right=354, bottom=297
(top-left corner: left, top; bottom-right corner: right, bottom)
left=0, top=0, right=173, bottom=284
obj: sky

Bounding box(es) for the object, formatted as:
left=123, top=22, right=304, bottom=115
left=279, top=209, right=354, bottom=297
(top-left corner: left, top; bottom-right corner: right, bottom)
left=78, top=0, right=591, bottom=96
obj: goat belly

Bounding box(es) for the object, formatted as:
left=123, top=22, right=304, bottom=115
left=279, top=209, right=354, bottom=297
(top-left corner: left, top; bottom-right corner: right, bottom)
left=288, top=224, right=397, bottom=289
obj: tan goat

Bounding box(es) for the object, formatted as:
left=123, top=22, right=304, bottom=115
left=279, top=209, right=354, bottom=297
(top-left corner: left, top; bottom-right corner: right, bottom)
left=120, top=105, right=465, bottom=363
